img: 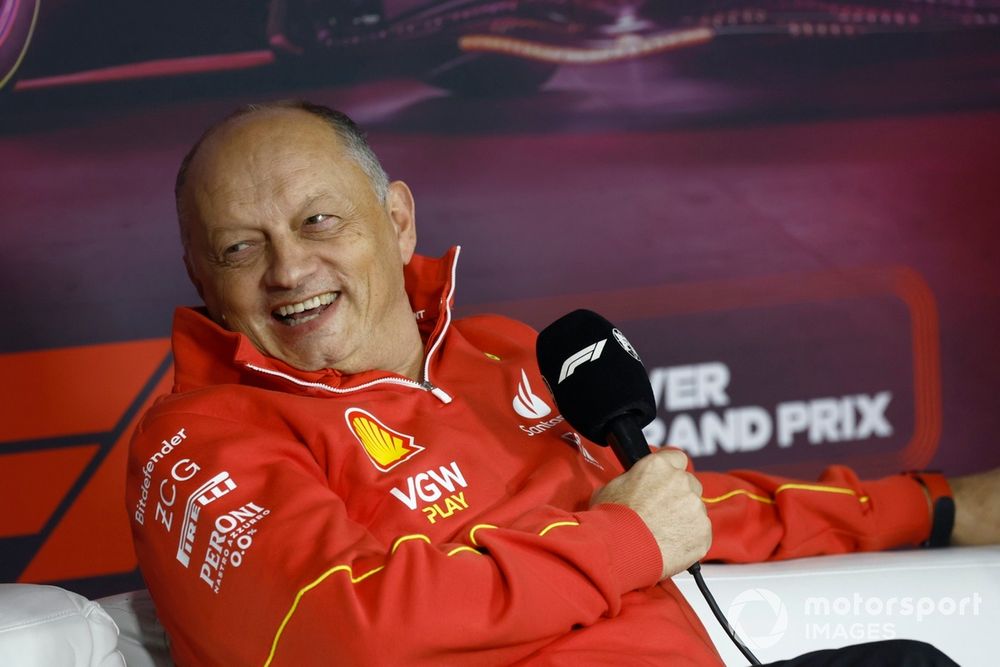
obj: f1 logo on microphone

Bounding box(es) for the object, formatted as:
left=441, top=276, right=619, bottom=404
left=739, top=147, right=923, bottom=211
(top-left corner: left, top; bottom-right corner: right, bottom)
left=558, top=339, right=607, bottom=383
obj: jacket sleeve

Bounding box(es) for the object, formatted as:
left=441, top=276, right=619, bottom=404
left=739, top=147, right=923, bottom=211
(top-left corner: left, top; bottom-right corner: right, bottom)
left=696, top=465, right=933, bottom=563
left=126, top=411, right=663, bottom=667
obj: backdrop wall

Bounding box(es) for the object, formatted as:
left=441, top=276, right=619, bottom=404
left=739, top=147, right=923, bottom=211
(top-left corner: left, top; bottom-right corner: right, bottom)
left=2, top=0, right=998, bottom=598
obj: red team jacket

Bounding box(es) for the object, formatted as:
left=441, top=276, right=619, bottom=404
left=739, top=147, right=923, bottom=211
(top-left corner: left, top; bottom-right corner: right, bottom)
left=126, top=248, right=934, bottom=666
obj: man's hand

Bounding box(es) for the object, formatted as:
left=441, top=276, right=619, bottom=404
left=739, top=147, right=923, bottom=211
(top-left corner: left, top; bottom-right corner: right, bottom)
left=591, top=450, right=711, bottom=580
left=950, top=466, right=1000, bottom=546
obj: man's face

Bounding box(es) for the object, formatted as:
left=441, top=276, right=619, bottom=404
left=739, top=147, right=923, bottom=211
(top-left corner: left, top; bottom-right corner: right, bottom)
left=181, top=109, right=419, bottom=376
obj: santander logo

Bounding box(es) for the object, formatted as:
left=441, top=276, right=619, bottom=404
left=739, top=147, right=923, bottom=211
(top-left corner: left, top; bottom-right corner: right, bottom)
left=513, top=369, right=552, bottom=420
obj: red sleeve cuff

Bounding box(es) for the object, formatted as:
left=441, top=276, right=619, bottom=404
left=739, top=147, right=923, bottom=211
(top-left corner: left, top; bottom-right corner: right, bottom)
left=585, top=503, right=663, bottom=594
left=864, top=474, right=935, bottom=548
left=902, top=471, right=955, bottom=547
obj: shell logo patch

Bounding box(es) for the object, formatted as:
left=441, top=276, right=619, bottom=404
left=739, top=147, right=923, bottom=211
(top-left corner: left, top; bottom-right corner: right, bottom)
left=344, top=408, right=425, bottom=472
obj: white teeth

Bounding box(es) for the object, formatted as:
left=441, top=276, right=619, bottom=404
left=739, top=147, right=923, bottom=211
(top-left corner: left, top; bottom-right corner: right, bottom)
left=275, top=292, right=337, bottom=318
left=285, top=311, right=321, bottom=327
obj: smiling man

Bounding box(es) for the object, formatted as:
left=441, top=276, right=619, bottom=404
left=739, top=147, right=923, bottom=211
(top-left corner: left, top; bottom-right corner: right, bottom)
left=127, top=101, right=992, bottom=666
left=177, top=104, right=423, bottom=378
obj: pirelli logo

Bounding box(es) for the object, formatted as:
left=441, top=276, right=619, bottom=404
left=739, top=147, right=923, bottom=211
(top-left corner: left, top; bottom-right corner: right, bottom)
left=345, top=408, right=425, bottom=472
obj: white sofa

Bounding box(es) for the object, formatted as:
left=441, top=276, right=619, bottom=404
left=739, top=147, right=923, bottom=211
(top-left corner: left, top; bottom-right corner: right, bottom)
left=674, top=545, right=1000, bottom=665
left=2, top=546, right=998, bottom=666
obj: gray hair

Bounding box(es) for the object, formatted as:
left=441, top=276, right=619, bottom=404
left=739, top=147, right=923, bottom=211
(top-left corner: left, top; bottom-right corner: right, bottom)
left=175, top=100, right=390, bottom=246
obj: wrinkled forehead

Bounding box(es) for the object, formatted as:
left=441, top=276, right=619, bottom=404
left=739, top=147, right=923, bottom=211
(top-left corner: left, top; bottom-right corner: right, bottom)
left=179, top=110, right=360, bottom=232
left=189, top=109, right=342, bottom=192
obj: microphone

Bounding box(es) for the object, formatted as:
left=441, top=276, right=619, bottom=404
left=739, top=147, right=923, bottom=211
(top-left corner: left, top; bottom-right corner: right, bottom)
left=535, top=309, right=655, bottom=470
left=535, top=309, right=762, bottom=666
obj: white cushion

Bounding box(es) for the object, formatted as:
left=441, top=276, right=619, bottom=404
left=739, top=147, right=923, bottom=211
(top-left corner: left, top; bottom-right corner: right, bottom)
left=675, top=545, right=1000, bottom=666
left=4, top=546, right=997, bottom=665
left=96, top=590, right=172, bottom=667
left=0, top=584, right=124, bottom=667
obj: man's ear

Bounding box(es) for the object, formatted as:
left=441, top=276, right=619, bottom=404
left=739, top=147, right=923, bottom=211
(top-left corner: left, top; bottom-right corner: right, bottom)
left=386, top=180, right=417, bottom=264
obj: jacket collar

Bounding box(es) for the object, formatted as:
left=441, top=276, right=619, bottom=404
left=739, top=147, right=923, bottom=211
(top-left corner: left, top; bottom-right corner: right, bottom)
left=171, top=247, right=461, bottom=394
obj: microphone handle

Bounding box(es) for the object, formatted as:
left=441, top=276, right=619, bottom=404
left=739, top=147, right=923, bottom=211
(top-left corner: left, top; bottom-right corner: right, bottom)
left=602, top=414, right=762, bottom=664
left=604, top=415, right=696, bottom=574
left=604, top=413, right=652, bottom=470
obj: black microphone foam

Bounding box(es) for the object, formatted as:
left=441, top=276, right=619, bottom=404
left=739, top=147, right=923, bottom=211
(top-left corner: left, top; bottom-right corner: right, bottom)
left=537, top=312, right=759, bottom=664
left=536, top=310, right=655, bottom=452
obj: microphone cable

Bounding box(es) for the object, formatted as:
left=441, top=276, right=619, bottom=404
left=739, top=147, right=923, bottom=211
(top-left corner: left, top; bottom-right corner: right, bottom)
left=537, top=309, right=762, bottom=665
left=687, top=562, right=761, bottom=665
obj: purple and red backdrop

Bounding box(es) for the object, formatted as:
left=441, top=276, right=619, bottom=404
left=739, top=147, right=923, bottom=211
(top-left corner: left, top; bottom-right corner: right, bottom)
left=2, top=1, right=999, bottom=598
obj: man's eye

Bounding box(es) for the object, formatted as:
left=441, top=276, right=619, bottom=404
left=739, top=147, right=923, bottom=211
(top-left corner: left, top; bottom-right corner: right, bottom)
left=223, top=241, right=252, bottom=256
left=304, top=213, right=335, bottom=226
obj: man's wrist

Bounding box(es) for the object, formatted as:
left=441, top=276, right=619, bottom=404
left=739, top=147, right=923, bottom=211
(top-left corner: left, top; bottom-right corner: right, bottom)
left=902, top=470, right=954, bottom=548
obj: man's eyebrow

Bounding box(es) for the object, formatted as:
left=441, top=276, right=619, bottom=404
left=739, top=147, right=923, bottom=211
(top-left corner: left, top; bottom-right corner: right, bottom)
left=294, top=195, right=322, bottom=216
left=206, top=223, right=261, bottom=244
left=302, top=192, right=331, bottom=206
left=296, top=193, right=361, bottom=221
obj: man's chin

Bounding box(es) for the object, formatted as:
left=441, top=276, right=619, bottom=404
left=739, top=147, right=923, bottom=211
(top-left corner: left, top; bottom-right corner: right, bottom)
left=263, top=344, right=334, bottom=372
left=258, top=333, right=351, bottom=373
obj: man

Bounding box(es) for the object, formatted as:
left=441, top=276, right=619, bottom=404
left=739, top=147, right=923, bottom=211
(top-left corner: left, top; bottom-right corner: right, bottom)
left=127, top=100, right=997, bottom=665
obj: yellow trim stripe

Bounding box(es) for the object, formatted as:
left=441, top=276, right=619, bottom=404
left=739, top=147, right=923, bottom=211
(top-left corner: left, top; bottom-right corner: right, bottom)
left=266, top=519, right=586, bottom=665
left=446, top=546, right=482, bottom=557
left=391, top=534, right=431, bottom=554
left=702, top=489, right=774, bottom=505
left=538, top=520, right=580, bottom=537
left=775, top=482, right=869, bottom=503
left=703, top=484, right=870, bottom=507
left=469, top=523, right=499, bottom=546
left=264, top=564, right=384, bottom=666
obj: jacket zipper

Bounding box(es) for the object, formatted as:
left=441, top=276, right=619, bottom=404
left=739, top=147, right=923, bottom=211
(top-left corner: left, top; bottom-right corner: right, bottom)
left=244, top=247, right=461, bottom=405
left=242, top=365, right=453, bottom=404
left=422, top=381, right=453, bottom=404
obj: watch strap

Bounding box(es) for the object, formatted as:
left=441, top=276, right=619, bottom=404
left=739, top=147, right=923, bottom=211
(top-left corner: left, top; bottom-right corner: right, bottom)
left=904, top=470, right=954, bottom=548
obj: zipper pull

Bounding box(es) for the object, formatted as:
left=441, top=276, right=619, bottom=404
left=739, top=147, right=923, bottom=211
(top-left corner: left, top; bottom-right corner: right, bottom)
left=423, top=381, right=453, bottom=404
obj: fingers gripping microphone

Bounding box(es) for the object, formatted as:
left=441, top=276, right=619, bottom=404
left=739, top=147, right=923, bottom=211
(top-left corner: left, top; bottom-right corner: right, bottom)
left=536, top=309, right=762, bottom=666
left=535, top=309, right=655, bottom=470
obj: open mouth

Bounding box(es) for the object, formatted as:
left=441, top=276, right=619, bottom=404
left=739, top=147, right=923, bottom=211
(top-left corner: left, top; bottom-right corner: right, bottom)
left=272, top=291, right=338, bottom=327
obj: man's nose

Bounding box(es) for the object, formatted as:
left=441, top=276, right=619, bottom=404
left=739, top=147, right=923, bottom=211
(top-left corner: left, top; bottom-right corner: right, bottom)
left=264, top=238, right=317, bottom=289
